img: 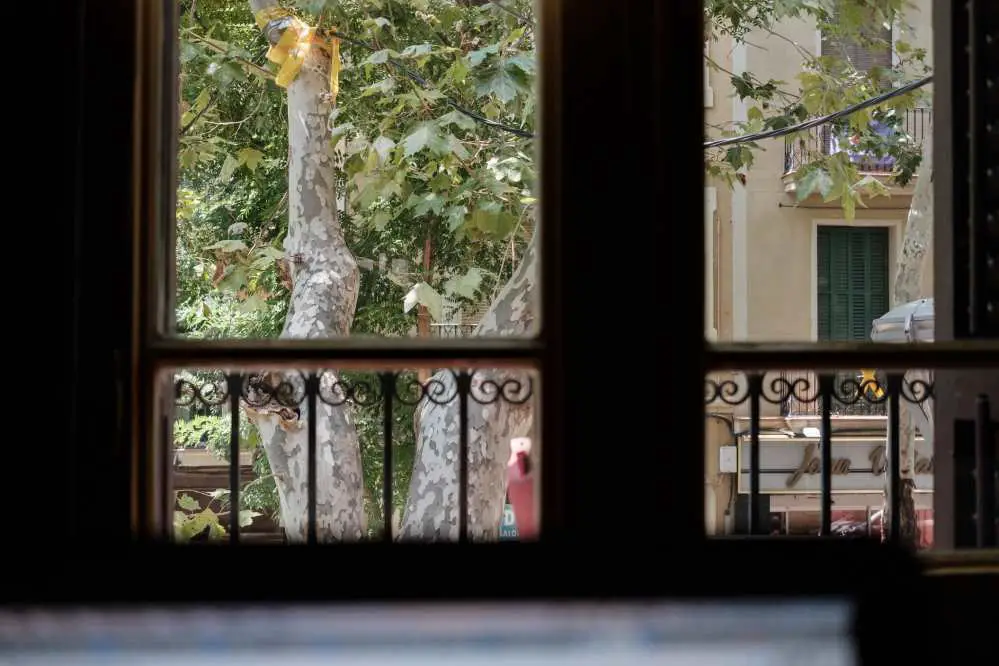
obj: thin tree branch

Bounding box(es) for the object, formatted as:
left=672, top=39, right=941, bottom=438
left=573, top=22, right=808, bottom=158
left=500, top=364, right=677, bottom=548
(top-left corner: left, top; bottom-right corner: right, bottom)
left=184, top=31, right=275, bottom=80
left=180, top=90, right=219, bottom=136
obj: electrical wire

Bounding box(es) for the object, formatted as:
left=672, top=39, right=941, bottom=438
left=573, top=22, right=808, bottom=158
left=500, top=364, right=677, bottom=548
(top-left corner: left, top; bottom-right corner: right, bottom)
left=320, top=12, right=930, bottom=147
left=325, top=27, right=535, bottom=139
left=704, top=75, right=932, bottom=149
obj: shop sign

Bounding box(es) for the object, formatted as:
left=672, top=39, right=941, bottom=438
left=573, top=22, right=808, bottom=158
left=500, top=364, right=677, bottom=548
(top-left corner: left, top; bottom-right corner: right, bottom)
left=736, top=439, right=934, bottom=494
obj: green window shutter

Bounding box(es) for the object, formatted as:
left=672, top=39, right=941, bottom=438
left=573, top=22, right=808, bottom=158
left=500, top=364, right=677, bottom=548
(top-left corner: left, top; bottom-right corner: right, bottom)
left=818, top=226, right=890, bottom=341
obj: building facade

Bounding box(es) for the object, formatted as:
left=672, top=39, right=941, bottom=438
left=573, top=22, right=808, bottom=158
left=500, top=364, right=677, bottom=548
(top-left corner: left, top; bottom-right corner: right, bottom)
left=703, top=3, right=935, bottom=539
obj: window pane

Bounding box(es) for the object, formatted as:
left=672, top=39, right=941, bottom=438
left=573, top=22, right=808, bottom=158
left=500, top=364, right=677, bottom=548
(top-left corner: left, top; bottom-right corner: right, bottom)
left=175, top=1, right=539, bottom=341
left=704, top=368, right=934, bottom=547
left=704, top=0, right=934, bottom=344
left=170, top=365, right=539, bottom=543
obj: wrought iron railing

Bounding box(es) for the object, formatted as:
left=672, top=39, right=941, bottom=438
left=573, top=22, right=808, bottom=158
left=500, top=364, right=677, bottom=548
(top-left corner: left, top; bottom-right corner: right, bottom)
left=705, top=369, right=997, bottom=547
left=174, top=369, right=534, bottom=545
left=783, top=107, right=932, bottom=175
left=431, top=323, right=478, bottom=338
left=779, top=371, right=887, bottom=417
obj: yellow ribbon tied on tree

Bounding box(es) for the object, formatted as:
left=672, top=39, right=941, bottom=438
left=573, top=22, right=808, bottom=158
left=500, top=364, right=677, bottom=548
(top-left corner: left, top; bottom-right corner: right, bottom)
left=254, top=7, right=341, bottom=103
left=860, top=369, right=885, bottom=399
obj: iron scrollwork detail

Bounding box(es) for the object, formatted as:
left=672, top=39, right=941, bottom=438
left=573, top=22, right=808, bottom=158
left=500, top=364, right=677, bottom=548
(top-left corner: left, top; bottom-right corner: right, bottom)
left=760, top=375, right=814, bottom=406
left=393, top=373, right=458, bottom=407
left=241, top=372, right=308, bottom=409
left=316, top=371, right=382, bottom=407
left=704, top=372, right=935, bottom=407
left=704, top=377, right=750, bottom=406
left=174, top=369, right=537, bottom=411
left=175, top=373, right=229, bottom=408
left=468, top=372, right=534, bottom=406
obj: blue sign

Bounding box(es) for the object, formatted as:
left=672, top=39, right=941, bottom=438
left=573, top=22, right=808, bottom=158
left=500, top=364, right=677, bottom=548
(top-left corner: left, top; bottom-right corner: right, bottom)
left=499, top=503, right=518, bottom=540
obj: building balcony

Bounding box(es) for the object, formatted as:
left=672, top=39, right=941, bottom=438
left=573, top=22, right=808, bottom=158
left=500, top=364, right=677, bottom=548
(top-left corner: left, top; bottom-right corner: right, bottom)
left=782, top=108, right=932, bottom=207
left=777, top=371, right=887, bottom=418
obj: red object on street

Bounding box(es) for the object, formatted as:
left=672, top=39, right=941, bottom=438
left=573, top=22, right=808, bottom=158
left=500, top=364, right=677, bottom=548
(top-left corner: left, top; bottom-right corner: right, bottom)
left=506, top=451, right=537, bottom=539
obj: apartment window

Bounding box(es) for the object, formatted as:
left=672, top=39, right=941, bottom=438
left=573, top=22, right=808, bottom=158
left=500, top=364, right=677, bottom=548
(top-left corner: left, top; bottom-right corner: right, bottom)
left=817, top=226, right=889, bottom=341
left=820, top=14, right=892, bottom=73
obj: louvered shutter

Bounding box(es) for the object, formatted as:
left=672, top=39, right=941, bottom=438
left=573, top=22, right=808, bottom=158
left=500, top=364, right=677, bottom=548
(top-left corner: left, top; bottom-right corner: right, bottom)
left=818, top=227, right=890, bottom=341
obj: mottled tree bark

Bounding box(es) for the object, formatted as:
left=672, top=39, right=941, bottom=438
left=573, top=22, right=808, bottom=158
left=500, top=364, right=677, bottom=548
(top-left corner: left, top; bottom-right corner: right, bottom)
left=884, top=121, right=933, bottom=546
left=244, top=0, right=366, bottom=542
left=399, top=233, right=538, bottom=540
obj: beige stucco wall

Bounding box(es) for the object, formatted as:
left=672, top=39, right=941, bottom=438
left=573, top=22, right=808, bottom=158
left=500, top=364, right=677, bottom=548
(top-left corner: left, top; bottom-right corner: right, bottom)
left=706, top=1, right=934, bottom=345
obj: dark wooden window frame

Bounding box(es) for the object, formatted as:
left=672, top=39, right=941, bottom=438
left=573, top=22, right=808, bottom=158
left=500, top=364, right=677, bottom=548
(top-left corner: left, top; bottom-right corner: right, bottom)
left=109, top=0, right=994, bottom=548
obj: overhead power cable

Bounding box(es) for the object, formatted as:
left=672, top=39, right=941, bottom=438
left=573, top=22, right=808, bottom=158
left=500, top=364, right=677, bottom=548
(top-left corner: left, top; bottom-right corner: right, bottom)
left=260, top=11, right=930, bottom=146
left=704, top=75, right=932, bottom=149
left=324, top=27, right=536, bottom=139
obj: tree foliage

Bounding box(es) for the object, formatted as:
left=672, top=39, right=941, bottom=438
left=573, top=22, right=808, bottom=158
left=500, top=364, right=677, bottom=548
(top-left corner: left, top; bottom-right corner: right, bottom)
left=176, top=0, right=536, bottom=530
left=705, top=0, right=931, bottom=219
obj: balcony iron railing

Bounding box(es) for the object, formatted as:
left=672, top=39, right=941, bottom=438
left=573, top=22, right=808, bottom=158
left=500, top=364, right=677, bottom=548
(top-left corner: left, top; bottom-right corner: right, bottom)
left=174, top=369, right=534, bottom=545
left=783, top=107, right=932, bottom=175
left=705, top=371, right=997, bottom=545
left=779, top=371, right=887, bottom=417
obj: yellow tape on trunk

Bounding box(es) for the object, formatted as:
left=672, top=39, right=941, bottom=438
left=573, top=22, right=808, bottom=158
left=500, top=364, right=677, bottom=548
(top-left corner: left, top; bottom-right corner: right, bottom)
left=254, top=7, right=341, bottom=104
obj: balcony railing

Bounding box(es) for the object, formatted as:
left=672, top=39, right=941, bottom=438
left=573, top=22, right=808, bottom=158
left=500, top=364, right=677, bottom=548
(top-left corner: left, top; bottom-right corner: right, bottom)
left=783, top=108, right=932, bottom=175
left=173, top=369, right=535, bottom=545
left=705, top=370, right=998, bottom=545
left=779, top=371, right=887, bottom=417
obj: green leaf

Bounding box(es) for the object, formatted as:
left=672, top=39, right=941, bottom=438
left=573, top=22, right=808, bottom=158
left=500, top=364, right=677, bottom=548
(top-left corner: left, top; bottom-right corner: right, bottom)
left=470, top=201, right=518, bottom=237
left=505, top=53, right=536, bottom=75
left=180, top=148, right=199, bottom=169
left=237, top=148, right=264, bottom=173
left=409, top=192, right=445, bottom=217
left=180, top=41, right=201, bottom=63
left=219, top=154, right=241, bottom=182
left=796, top=168, right=834, bottom=201
left=853, top=175, right=890, bottom=199
left=361, top=77, right=396, bottom=97
left=204, top=239, right=248, bottom=253
left=177, top=494, right=200, bottom=512
left=443, top=267, right=483, bottom=299
left=446, top=134, right=470, bottom=160
left=363, top=17, right=392, bottom=31
left=477, top=68, right=520, bottom=103
left=401, top=43, right=434, bottom=59
left=415, top=87, right=446, bottom=103
left=239, top=510, right=262, bottom=528
left=445, top=205, right=468, bottom=232
left=402, top=123, right=437, bottom=157
left=363, top=49, right=395, bottom=65
left=372, top=136, right=396, bottom=163
left=447, top=56, right=469, bottom=84
left=437, top=110, right=477, bottom=131
left=370, top=210, right=392, bottom=230
left=256, top=246, right=286, bottom=261
left=238, top=291, right=268, bottom=313
left=218, top=266, right=248, bottom=293
left=467, top=44, right=499, bottom=68
left=330, top=122, right=355, bottom=144
left=403, top=282, right=443, bottom=321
